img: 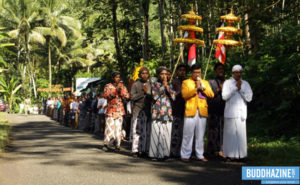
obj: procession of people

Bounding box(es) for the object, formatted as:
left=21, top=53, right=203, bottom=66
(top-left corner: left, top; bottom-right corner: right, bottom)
left=43, top=63, right=252, bottom=163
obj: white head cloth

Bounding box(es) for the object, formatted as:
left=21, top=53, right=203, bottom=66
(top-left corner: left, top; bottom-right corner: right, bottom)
left=232, top=65, right=243, bottom=72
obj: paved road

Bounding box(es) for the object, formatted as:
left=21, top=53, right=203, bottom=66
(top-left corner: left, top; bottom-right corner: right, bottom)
left=0, top=114, right=258, bottom=185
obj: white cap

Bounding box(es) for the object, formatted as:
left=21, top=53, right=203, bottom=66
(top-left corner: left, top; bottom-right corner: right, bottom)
left=232, top=65, right=243, bottom=72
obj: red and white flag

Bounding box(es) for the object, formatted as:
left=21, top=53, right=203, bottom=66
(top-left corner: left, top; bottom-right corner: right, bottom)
left=187, top=31, right=196, bottom=66
left=215, top=22, right=226, bottom=64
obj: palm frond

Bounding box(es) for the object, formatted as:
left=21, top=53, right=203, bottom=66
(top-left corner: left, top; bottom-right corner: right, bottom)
left=55, top=27, right=67, bottom=47
left=0, top=57, right=7, bottom=67
left=69, top=48, right=86, bottom=57
left=34, top=27, right=52, bottom=36
left=0, top=43, right=14, bottom=47
left=1, top=2, right=21, bottom=25
left=7, top=29, right=19, bottom=39
left=59, top=16, right=81, bottom=30
left=0, top=77, right=8, bottom=89
left=12, top=84, right=22, bottom=95
left=27, top=11, right=38, bottom=23
left=29, top=31, right=46, bottom=45
left=68, top=27, right=82, bottom=39
left=69, top=58, right=96, bottom=67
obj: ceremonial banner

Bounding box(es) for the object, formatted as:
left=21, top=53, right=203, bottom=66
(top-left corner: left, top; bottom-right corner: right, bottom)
left=215, top=22, right=226, bottom=64
left=188, top=31, right=196, bottom=66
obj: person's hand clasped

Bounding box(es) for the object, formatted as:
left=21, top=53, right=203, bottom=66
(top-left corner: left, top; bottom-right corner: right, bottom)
left=163, top=76, right=168, bottom=89
left=196, top=77, right=204, bottom=91
left=236, top=80, right=242, bottom=90
left=117, top=81, right=123, bottom=93
left=143, top=83, right=148, bottom=93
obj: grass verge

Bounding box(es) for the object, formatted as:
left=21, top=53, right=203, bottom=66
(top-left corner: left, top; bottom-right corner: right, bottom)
left=0, top=112, right=11, bottom=152
left=247, top=136, right=300, bottom=166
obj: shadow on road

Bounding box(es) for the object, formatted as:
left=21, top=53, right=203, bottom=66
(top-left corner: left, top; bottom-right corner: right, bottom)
left=3, top=115, right=259, bottom=185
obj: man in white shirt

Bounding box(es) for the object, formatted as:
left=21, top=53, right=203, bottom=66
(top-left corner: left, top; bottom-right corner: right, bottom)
left=222, top=65, right=253, bottom=161
left=24, top=96, right=31, bottom=115
left=96, top=92, right=107, bottom=134
left=70, top=97, right=79, bottom=128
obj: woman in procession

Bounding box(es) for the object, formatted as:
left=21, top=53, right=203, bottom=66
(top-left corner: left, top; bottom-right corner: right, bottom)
left=103, top=71, right=130, bottom=151
left=148, top=67, right=176, bottom=160
left=130, top=67, right=152, bottom=157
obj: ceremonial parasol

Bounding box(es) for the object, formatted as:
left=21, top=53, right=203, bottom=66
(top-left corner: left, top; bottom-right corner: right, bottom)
left=172, top=8, right=205, bottom=80
left=213, top=8, right=243, bottom=47
left=203, top=8, right=244, bottom=79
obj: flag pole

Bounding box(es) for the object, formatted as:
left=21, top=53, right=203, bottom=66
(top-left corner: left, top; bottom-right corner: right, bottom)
left=170, top=47, right=184, bottom=82
left=203, top=44, right=214, bottom=80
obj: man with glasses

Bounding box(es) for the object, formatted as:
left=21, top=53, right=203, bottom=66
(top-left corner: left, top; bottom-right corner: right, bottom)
left=180, top=64, right=214, bottom=162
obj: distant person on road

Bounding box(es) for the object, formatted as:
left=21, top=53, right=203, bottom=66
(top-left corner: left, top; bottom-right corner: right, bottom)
left=78, top=97, right=86, bottom=130
left=58, top=97, right=64, bottom=124
left=222, top=65, right=253, bottom=162
left=70, top=97, right=79, bottom=129
left=24, top=96, right=31, bottom=115
left=103, top=71, right=130, bottom=151
left=64, top=95, right=72, bottom=126
left=96, top=92, right=107, bottom=134
left=84, top=93, right=93, bottom=132
left=91, top=94, right=99, bottom=132
left=56, top=97, right=62, bottom=121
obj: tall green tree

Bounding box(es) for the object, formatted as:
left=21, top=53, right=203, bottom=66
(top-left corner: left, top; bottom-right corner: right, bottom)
left=35, top=0, right=82, bottom=92
left=0, top=0, right=45, bottom=97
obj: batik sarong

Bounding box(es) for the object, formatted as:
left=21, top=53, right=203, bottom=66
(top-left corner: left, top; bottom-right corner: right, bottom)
left=149, top=120, right=172, bottom=158
left=104, top=116, right=123, bottom=148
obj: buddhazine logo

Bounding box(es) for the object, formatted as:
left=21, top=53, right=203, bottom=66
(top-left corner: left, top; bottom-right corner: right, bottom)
left=246, top=168, right=295, bottom=179
left=242, top=166, right=300, bottom=184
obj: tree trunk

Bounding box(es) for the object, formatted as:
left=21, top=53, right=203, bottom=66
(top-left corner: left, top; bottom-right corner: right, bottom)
left=111, top=0, right=124, bottom=72
left=178, top=3, right=184, bottom=63
left=197, top=0, right=205, bottom=58
left=296, top=0, right=299, bottom=51
left=295, top=0, right=299, bottom=25
left=48, top=40, right=52, bottom=95
left=16, top=37, right=21, bottom=66
left=244, top=13, right=251, bottom=54
left=142, top=0, right=150, bottom=61
left=9, top=93, right=13, bottom=113
left=29, top=60, right=37, bottom=98
left=23, top=33, right=30, bottom=95
left=158, top=0, right=166, bottom=59
left=32, top=74, right=37, bottom=98
left=207, top=0, right=212, bottom=46
left=246, top=3, right=258, bottom=52
left=139, top=1, right=145, bottom=60
left=195, top=0, right=201, bottom=60
left=167, top=0, right=174, bottom=68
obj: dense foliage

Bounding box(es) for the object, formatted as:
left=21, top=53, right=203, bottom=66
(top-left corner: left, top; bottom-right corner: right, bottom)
left=0, top=0, right=298, bottom=138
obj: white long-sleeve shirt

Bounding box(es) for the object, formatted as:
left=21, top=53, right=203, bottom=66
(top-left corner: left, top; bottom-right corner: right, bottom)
left=222, top=77, right=253, bottom=120
left=97, top=98, right=107, bottom=114
left=70, top=101, right=79, bottom=112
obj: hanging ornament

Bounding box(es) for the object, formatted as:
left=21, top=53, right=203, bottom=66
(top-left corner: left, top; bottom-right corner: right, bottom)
left=173, top=8, right=205, bottom=46
left=213, top=8, right=243, bottom=47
